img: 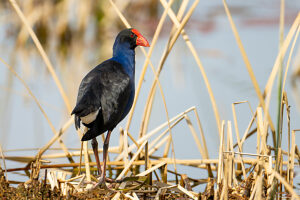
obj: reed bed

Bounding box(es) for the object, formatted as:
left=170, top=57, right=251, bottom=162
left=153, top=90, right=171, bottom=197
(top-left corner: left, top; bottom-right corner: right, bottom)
left=0, top=0, right=300, bottom=199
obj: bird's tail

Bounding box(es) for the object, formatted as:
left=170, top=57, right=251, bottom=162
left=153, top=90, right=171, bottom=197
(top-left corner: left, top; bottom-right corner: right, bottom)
left=81, top=129, right=95, bottom=141
left=81, top=124, right=105, bottom=141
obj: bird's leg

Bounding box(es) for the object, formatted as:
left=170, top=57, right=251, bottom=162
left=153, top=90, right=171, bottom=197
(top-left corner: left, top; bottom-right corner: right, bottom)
left=98, top=130, right=112, bottom=184
left=91, top=138, right=102, bottom=176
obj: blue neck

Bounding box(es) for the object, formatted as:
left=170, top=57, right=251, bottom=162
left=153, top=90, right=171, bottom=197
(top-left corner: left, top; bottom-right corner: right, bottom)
left=112, top=43, right=135, bottom=78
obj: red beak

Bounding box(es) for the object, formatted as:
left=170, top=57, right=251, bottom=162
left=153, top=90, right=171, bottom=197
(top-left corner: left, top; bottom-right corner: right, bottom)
left=132, top=29, right=150, bottom=47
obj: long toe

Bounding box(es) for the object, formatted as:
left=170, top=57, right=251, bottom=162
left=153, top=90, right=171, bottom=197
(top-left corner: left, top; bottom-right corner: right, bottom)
left=92, top=177, right=107, bottom=189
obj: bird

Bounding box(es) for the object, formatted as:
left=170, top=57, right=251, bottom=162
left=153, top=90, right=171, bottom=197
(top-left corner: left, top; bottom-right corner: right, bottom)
left=71, top=28, right=150, bottom=185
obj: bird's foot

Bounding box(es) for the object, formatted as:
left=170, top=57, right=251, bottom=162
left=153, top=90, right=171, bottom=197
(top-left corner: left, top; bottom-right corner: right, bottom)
left=92, top=176, right=119, bottom=189
left=92, top=177, right=107, bottom=189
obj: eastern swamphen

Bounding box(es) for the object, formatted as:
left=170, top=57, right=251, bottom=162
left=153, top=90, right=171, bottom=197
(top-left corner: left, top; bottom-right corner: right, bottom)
left=71, top=28, right=149, bottom=185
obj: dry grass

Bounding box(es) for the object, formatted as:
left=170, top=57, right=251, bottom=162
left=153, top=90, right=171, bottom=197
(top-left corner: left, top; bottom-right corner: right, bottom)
left=0, top=0, right=299, bottom=199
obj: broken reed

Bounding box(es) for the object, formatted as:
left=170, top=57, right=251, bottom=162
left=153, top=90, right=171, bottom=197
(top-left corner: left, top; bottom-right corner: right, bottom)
left=0, top=0, right=300, bottom=199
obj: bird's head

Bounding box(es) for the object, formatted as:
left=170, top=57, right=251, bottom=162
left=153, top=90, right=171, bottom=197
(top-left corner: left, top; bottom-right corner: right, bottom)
left=114, top=28, right=150, bottom=50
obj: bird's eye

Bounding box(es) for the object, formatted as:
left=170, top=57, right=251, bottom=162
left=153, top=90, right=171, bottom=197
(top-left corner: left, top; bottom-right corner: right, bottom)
left=130, top=34, right=134, bottom=38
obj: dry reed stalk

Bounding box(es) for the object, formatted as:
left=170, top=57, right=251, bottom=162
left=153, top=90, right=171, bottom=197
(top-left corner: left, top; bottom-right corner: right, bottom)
left=138, top=0, right=187, bottom=138
left=142, top=40, right=173, bottom=141
left=119, top=127, right=124, bottom=153
left=132, top=192, right=139, bottom=200
left=266, top=156, right=273, bottom=185
left=219, top=150, right=228, bottom=200
left=0, top=57, right=74, bottom=162
left=82, top=139, right=91, bottom=183
left=0, top=146, right=120, bottom=162
left=36, top=117, right=74, bottom=159
left=169, top=0, right=190, bottom=38
left=256, top=107, right=264, bottom=155
left=217, top=121, right=225, bottom=191
left=223, top=151, right=271, bottom=158
left=163, top=136, right=172, bottom=158
left=76, top=173, right=86, bottom=192
left=141, top=0, right=190, bottom=131
left=278, top=150, right=283, bottom=200
left=124, top=193, right=137, bottom=200
left=249, top=171, right=263, bottom=200
left=257, top=173, right=263, bottom=200
left=145, top=141, right=149, bottom=172
left=225, top=122, right=230, bottom=188
left=257, top=107, right=268, bottom=155
left=0, top=144, right=7, bottom=180
left=271, top=169, right=300, bottom=200
left=160, top=0, right=221, bottom=136
left=148, top=116, right=184, bottom=152
left=291, top=54, right=300, bottom=112
left=227, top=121, right=235, bottom=187
left=159, top=0, right=220, bottom=138
left=264, top=12, right=300, bottom=112
left=185, top=115, right=213, bottom=177
left=1, top=156, right=36, bottom=163
left=233, top=101, right=255, bottom=148
left=192, top=109, right=210, bottom=160
left=279, top=0, right=285, bottom=50
left=116, top=141, right=147, bottom=180
left=290, top=130, right=297, bottom=186
left=136, top=0, right=174, bottom=136
left=7, top=157, right=293, bottom=173
left=193, top=108, right=215, bottom=178
left=276, top=0, right=285, bottom=168
left=283, top=93, right=292, bottom=182
left=222, top=159, right=229, bottom=200
left=223, top=0, right=276, bottom=146
left=180, top=174, right=192, bottom=191
left=115, top=107, right=196, bottom=161
left=161, top=163, right=168, bottom=183
left=231, top=102, right=246, bottom=147
left=137, top=161, right=166, bottom=177
left=16, top=6, right=45, bottom=45
left=8, top=0, right=72, bottom=113
left=64, top=174, right=85, bottom=183
left=232, top=102, right=247, bottom=179
left=112, top=171, right=133, bottom=200
left=295, top=145, right=300, bottom=162
left=149, top=135, right=170, bottom=156
left=184, top=116, right=205, bottom=159
left=123, top=129, right=129, bottom=168
left=127, top=131, right=139, bottom=149
left=177, top=184, right=198, bottom=200
left=282, top=26, right=300, bottom=99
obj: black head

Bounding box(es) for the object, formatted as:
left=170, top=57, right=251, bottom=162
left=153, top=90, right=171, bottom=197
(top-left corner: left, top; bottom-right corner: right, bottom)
left=114, top=28, right=150, bottom=50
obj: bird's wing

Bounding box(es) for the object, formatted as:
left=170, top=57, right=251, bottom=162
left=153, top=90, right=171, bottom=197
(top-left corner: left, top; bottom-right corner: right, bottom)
left=71, top=60, right=131, bottom=130
left=98, top=60, right=131, bottom=126
left=71, top=67, right=103, bottom=129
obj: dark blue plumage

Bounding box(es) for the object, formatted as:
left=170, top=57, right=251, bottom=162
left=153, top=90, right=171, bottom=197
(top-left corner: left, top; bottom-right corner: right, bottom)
left=72, top=59, right=133, bottom=141
left=71, top=28, right=149, bottom=184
